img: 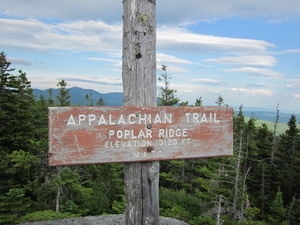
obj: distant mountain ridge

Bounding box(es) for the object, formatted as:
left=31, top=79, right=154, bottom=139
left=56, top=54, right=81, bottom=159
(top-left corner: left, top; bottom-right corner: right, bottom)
left=33, top=87, right=299, bottom=124
left=239, top=110, right=298, bottom=124
left=33, top=87, right=123, bottom=106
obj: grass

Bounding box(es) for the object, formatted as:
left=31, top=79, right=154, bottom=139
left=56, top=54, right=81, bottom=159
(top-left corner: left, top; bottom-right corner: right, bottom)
left=245, top=117, right=291, bottom=134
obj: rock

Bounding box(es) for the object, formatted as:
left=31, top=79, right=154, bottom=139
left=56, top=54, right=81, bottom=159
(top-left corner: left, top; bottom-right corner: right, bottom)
left=20, top=214, right=189, bottom=225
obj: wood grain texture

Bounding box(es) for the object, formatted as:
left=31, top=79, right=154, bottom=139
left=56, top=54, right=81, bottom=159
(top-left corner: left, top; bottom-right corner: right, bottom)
left=122, top=0, right=159, bottom=224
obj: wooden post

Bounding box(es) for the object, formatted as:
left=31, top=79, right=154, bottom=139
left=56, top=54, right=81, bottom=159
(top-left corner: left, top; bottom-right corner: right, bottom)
left=48, top=1, right=233, bottom=223
left=122, top=0, right=159, bottom=224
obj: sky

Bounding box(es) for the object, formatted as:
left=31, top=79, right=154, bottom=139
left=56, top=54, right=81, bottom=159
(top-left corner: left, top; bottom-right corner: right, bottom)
left=1, top=0, right=300, bottom=114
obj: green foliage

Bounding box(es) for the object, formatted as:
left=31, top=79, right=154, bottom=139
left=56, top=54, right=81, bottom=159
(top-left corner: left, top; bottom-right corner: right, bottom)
left=160, top=187, right=204, bottom=223
left=195, top=96, right=203, bottom=106
left=0, top=188, right=31, bottom=225
left=1, top=51, right=300, bottom=224
left=112, top=195, right=126, bottom=214
left=179, top=101, right=189, bottom=106
left=96, top=97, right=105, bottom=106
left=215, top=94, right=225, bottom=106
left=18, top=210, right=79, bottom=223
left=56, top=79, right=71, bottom=106
left=9, top=150, right=40, bottom=169
left=157, top=64, right=180, bottom=106
left=189, top=215, right=215, bottom=225
left=268, top=188, right=287, bottom=224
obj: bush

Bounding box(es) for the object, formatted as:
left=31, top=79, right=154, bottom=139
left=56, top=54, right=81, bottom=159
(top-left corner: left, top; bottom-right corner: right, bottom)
left=0, top=188, right=31, bottom=225
left=159, top=187, right=203, bottom=223
left=18, top=210, right=79, bottom=223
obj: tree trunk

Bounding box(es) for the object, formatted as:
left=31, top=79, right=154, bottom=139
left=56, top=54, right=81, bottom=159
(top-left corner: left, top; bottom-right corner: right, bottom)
left=216, top=195, right=222, bottom=225
left=122, top=0, right=159, bottom=224
left=233, top=130, right=243, bottom=219
left=55, top=166, right=62, bottom=212
left=271, top=103, right=279, bottom=164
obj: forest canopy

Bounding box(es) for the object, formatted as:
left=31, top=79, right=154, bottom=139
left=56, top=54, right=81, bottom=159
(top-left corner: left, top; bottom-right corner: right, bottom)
left=0, top=52, right=300, bottom=225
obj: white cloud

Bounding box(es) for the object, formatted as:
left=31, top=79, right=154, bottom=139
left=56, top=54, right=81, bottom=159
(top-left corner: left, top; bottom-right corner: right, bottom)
left=204, top=55, right=277, bottom=67
left=7, top=57, right=32, bottom=66
left=229, top=88, right=273, bottom=96
left=1, top=18, right=276, bottom=61
left=157, top=27, right=273, bottom=54
left=1, top=0, right=122, bottom=22
left=86, top=58, right=121, bottom=63
left=29, top=73, right=123, bottom=93
left=275, top=49, right=300, bottom=55
left=157, top=65, right=188, bottom=73
left=247, top=83, right=274, bottom=88
left=193, top=78, right=228, bottom=86
left=0, top=18, right=122, bottom=52
left=87, top=57, right=122, bottom=71
left=286, top=79, right=300, bottom=88
left=292, top=94, right=300, bottom=99
left=2, top=1, right=300, bottom=24
left=157, top=53, right=193, bottom=64
left=224, top=67, right=283, bottom=78
left=157, top=1, right=300, bottom=25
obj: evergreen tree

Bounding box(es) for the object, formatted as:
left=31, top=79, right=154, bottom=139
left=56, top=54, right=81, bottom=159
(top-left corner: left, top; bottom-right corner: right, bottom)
left=89, top=93, right=94, bottom=106
left=277, top=115, right=300, bottom=204
left=0, top=188, right=31, bottom=225
left=215, top=95, right=225, bottom=106
left=268, top=187, right=287, bottom=224
left=85, top=94, right=89, bottom=106
left=0, top=56, right=35, bottom=154
left=56, top=80, right=70, bottom=106
left=96, top=97, right=105, bottom=106
left=47, top=88, right=55, bottom=106
left=0, top=53, right=38, bottom=196
left=179, top=101, right=189, bottom=106
left=157, top=64, right=180, bottom=106
left=195, top=96, right=203, bottom=106
left=85, top=93, right=94, bottom=106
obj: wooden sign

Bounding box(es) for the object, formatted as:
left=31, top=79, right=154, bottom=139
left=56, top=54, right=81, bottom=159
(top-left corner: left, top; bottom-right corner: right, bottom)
left=48, top=106, right=233, bottom=166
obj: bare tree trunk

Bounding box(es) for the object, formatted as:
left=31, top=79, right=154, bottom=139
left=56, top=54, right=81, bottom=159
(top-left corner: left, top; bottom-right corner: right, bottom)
left=216, top=195, right=223, bottom=225
left=182, top=159, right=185, bottom=180
left=261, top=161, right=266, bottom=214
left=271, top=103, right=279, bottom=164
left=122, top=0, right=159, bottom=224
left=241, top=167, right=251, bottom=219
left=287, top=194, right=297, bottom=223
left=55, top=166, right=62, bottom=212
left=233, top=130, right=243, bottom=219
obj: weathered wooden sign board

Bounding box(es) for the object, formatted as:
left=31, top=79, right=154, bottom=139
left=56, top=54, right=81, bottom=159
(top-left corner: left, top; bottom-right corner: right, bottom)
left=48, top=106, right=233, bottom=166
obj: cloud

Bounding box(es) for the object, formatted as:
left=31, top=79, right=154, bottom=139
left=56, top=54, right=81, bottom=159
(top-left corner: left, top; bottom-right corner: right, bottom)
left=204, top=55, right=277, bottom=67
left=224, top=67, right=283, bottom=78
left=275, top=49, right=300, bottom=55
left=157, top=53, right=193, bottom=64
left=0, top=18, right=122, bottom=52
left=7, top=57, right=32, bottom=65
left=86, top=57, right=122, bottom=70
left=157, top=27, right=273, bottom=54
left=286, top=79, right=300, bottom=88
left=157, top=1, right=300, bottom=25
left=229, top=88, right=273, bottom=96
left=193, top=78, right=229, bottom=86
left=1, top=0, right=122, bottom=23
left=247, top=83, right=274, bottom=88
left=67, top=78, right=122, bottom=86
left=2, top=1, right=300, bottom=24
left=86, top=57, right=121, bottom=63
left=1, top=17, right=276, bottom=61
left=164, top=66, right=188, bottom=73
left=293, top=94, right=300, bottom=99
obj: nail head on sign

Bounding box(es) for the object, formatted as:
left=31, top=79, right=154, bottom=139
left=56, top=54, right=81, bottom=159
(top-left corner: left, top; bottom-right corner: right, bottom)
left=147, top=146, right=153, bottom=152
